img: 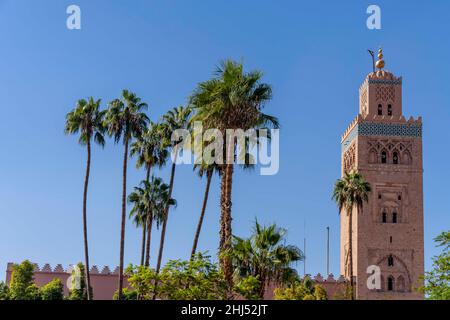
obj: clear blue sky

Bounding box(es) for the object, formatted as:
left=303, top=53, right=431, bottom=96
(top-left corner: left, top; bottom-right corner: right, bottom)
left=1, top=0, right=449, bottom=280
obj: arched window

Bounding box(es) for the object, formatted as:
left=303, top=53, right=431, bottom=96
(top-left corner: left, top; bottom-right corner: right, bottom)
left=392, top=212, right=398, bottom=223
left=390, top=236, right=393, bottom=243
left=378, top=104, right=383, bottom=115
left=393, top=152, right=399, bottom=164
left=381, top=151, right=387, bottom=164
left=388, top=104, right=393, bottom=116
left=388, top=255, right=394, bottom=267
left=382, top=212, right=387, bottom=223
left=387, top=276, right=395, bottom=291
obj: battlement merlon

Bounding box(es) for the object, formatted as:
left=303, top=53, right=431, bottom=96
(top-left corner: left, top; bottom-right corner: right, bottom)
left=6, top=263, right=346, bottom=285
left=6, top=262, right=120, bottom=275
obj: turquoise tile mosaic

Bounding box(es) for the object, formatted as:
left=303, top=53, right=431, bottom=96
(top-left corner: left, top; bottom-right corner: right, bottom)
left=341, top=122, right=422, bottom=152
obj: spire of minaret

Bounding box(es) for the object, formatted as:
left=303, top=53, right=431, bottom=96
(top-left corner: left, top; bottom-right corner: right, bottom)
left=375, top=48, right=385, bottom=69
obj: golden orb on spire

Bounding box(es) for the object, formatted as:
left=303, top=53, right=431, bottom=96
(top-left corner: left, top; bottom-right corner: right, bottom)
left=375, top=48, right=385, bottom=69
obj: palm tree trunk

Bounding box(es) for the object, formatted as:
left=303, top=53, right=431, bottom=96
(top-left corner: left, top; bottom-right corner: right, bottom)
left=220, top=137, right=235, bottom=291
left=143, top=165, right=152, bottom=267
left=191, top=170, right=213, bottom=258
left=145, top=214, right=153, bottom=267
left=258, top=274, right=266, bottom=300
left=156, top=162, right=176, bottom=273
left=146, top=165, right=151, bottom=183
left=348, top=207, right=354, bottom=300
left=83, top=140, right=92, bottom=300
left=117, top=137, right=129, bottom=300
left=140, top=223, right=146, bottom=266
left=152, top=160, right=176, bottom=300
left=221, top=163, right=234, bottom=287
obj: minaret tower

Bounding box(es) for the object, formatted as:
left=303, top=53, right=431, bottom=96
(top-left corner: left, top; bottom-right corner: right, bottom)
left=340, top=49, right=424, bottom=299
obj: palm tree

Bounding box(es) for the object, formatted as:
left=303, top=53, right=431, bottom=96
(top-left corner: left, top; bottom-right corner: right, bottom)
left=128, top=177, right=175, bottom=268
left=128, top=191, right=148, bottom=267
left=190, top=163, right=220, bottom=258
left=155, top=106, right=192, bottom=274
left=65, top=97, right=105, bottom=300
left=105, top=90, right=149, bottom=300
left=131, top=122, right=168, bottom=182
left=228, top=220, right=303, bottom=299
left=130, top=123, right=168, bottom=266
left=332, top=170, right=371, bottom=299
left=190, top=60, right=278, bottom=285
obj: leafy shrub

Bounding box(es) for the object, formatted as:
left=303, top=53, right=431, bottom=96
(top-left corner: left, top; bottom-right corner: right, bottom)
left=41, top=279, right=64, bottom=300
left=274, top=276, right=327, bottom=300
left=9, top=260, right=36, bottom=300
left=234, top=276, right=261, bottom=300
left=126, top=253, right=228, bottom=300
left=0, top=282, right=9, bottom=300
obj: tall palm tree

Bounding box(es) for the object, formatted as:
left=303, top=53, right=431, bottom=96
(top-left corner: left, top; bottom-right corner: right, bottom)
left=155, top=106, right=192, bottom=274
left=65, top=97, right=106, bottom=300
left=131, top=122, right=168, bottom=182
left=128, top=177, right=175, bottom=268
left=105, top=90, right=149, bottom=300
left=190, top=60, right=278, bottom=285
left=128, top=191, right=148, bottom=267
left=190, top=164, right=220, bottom=258
left=131, top=123, right=168, bottom=266
left=332, top=170, right=371, bottom=299
left=228, top=220, right=303, bottom=299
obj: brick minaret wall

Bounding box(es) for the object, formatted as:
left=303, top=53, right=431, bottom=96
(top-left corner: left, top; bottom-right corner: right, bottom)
left=340, top=68, right=424, bottom=300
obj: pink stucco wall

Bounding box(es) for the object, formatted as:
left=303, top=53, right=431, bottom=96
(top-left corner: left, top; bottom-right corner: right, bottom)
left=5, top=263, right=128, bottom=300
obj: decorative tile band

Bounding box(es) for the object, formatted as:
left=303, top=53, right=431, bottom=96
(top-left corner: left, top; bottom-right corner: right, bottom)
left=367, top=77, right=402, bottom=85
left=342, top=122, right=422, bottom=152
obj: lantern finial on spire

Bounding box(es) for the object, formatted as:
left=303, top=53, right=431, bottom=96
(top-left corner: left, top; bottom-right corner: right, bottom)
left=375, top=48, right=385, bottom=69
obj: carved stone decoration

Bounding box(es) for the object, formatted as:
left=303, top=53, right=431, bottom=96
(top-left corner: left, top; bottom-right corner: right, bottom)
left=367, top=139, right=413, bottom=165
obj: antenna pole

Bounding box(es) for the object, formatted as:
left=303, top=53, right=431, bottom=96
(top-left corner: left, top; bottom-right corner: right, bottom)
left=303, top=237, right=306, bottom=276
left=326, top=226, right=330, bottom=275
left=303, top=219, right=306, bottom=277
left=368, top=49, right=375, bottom=73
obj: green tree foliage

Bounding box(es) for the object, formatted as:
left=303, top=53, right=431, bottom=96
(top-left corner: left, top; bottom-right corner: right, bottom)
left=9, top=260, right=36, bottom=300
left=228, top=220, right=303, bottom=299
left=40, top=279, right=64, bottom=300
left=113, top=288, right=138, bottom=300
left=128, top=177, right=175, bottom=268
left=25, top=284, right=41, bottom=300
left=313, top=285, right=328, bottom=300
left=234, top=276, right=261, bottom=300
left=68, top=263, right=92, bottom=300
left=155, top=253, right=228, bottom=300
left=0, top=282, right=9, bottom=300
left=126, top=254, right=228, bottom=300
left=332, top=283, right=353, bottom=300
left=420, top=231, right=450, bottom=300
left=273, top=276, right=328, bottom=300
